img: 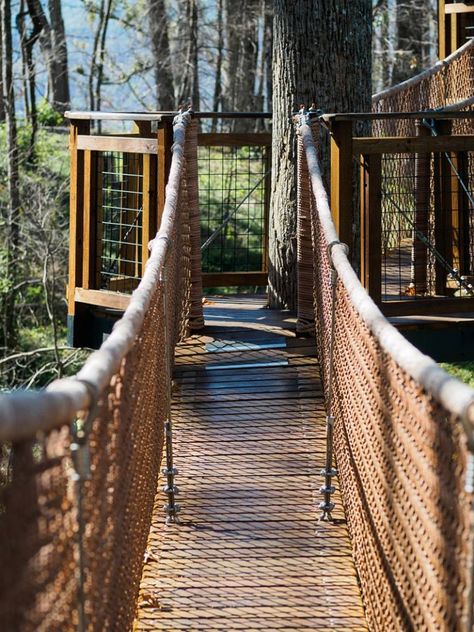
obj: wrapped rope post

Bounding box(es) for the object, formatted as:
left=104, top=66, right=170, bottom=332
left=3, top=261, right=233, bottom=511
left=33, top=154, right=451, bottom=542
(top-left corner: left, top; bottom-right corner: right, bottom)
left=318, top=240, right=348, bottom=521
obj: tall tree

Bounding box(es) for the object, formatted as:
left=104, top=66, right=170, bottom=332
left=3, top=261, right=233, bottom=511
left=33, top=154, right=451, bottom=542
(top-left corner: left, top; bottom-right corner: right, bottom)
left=148, top=0, right=175, bottom=109
left=1, top=0, right=21, bottom=351
left=223, top=0, right=260, bottom=129
left=25, top=0, right=70, bottom=112
left=176, top=0, right=200, bottom=108
left=269, top=0, right=372, bottom=308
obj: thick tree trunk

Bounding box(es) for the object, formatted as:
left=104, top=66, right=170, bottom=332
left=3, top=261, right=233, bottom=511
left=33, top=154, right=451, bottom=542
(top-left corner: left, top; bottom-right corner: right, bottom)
left=1, top=0, right=21, bottom=351
left=176, top=0, right=200, bottom=109
left=148, top=0, right=175, bottom=109
left=211, top=0, right=224, bottom=130
left=48, top=0, right=70, bottom=111
left=269, top=0, right=372, bottom=308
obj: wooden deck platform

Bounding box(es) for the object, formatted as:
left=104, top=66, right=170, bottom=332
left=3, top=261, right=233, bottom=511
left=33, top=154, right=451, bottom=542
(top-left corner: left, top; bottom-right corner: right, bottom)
left=134, top=296, right=368, bottom=631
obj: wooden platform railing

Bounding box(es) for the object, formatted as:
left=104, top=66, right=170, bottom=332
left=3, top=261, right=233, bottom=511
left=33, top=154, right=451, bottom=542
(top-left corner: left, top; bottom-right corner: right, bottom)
left=65, top=112, right=272, bottom=347
left=324, top=110, right=474, bottom=316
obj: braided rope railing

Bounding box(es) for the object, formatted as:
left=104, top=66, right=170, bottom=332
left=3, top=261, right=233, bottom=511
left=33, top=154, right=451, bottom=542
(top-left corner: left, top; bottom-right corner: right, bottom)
left=0, top=111, right=196, bottom=631
left=298, top=118, right=474, bottom=631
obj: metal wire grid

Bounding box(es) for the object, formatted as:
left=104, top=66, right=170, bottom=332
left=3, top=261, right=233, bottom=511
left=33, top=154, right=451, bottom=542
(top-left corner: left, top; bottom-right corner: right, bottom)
left=96, top=152, right=144, bottom=292
left=198, top=144, right=268, bottom=273
left=379, top=151, right=474, bottom=299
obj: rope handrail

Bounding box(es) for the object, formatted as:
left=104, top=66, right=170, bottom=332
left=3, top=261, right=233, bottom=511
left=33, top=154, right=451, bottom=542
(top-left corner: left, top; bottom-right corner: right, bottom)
left=0, top=111, right=190, bottom=441
left=300, top=121, right=474, bottom=445
left=372, top=38, right=474, bottom=104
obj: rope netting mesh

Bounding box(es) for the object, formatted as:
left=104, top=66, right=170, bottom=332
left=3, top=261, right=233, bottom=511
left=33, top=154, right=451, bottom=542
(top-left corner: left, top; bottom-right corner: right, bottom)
left=0, top=112, right=194, bottom=631
left=298, top=121, right=474, bottom=631
left=372, top=38, right=474, bottom=136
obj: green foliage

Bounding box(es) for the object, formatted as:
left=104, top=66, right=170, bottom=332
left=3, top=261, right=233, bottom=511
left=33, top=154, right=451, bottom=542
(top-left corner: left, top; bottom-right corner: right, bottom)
left=37, top=98, right=64, bottom=127
left=440, top=362, right=474, bottom=389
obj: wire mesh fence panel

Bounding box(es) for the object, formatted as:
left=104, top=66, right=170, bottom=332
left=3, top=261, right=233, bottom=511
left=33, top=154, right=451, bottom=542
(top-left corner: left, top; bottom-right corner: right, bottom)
left=198, top=141, right=269, bottom=275
left=96, top=152, right=144, bottom=293
left=370, top=148, right=474, bottom=301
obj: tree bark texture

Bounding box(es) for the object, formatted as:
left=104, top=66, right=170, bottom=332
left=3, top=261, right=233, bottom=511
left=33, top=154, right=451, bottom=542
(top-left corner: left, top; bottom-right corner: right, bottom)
left=269, top=0, right=372, bottom=308
left=1, top=0, right=21, bottom=351
left=148, top=0, right=175, bottom=109
left=26, top=0, right=69, bottom=112
left=223, top=0, right=259, bottom=131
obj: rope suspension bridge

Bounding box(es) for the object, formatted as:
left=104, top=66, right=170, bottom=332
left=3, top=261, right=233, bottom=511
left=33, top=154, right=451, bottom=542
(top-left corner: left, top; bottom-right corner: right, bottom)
left=3, top=39, right=474, bottom=632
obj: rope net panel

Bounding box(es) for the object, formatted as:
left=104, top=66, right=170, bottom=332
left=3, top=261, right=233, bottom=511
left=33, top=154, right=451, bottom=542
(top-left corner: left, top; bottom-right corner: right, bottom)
left=298, top=121, right=474, bottom=631
left=372, top=39, right=474, bottom=134
left=0, top=112, right=194, bottom=631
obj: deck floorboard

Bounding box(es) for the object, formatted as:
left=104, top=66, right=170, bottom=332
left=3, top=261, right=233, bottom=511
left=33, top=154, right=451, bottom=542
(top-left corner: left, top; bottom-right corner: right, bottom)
left=134, top=296, right=368, bottom=631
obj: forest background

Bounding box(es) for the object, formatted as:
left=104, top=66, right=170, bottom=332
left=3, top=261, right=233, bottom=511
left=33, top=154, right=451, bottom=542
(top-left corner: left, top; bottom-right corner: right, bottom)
left=0, top=0, right=439, bottom=390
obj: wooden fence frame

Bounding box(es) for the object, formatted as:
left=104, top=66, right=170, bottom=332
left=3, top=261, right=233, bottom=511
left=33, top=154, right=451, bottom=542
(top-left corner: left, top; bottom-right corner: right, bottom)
left=326, top=111, right=474, bottom=317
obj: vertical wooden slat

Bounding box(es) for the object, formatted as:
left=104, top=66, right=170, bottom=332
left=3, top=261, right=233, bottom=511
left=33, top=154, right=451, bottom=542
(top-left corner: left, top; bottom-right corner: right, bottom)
left=450, top=11, right=458, bottom=57
left=413, top=120, right=430, bottom=295
left=157, top=118, right=174, bottom=230
left=142, top=154, right=157, bottom=270
left=67, top=119, right=89, bottom=316
left=457, top=151, right=470, bottom=276
left=82, top=149, right=97, bottom=290
left=434, top=119, right=452, bottom=295
left=330, top=120, right=353, bottom=248
left=360, top=153, right=382, bottom=305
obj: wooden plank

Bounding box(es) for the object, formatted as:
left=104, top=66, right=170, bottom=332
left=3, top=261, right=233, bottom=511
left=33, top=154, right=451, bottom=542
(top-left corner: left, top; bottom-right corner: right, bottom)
left=77, top=135, right=158, bottom=154
left=444, top=3, right=474, bottom=14
left=198, top=133, right=271, bottom=147
left=67, top=119, right=90, bottom=316
left=353, top=135, right=474, bottom=155
left=135, top=298, right=368, bottom=632
left=330, top=120, right=353, bottom=246
left=360, top=154, right=382, bottom=304
left=203, top=272, right=268, bottom=287
left=382, top=296, right=474, bottom=317
left=413, top=121, right=430, bottom=295
left=74, top=287, right=130, bottom=311
left=65, top=111, right=168, bottom=121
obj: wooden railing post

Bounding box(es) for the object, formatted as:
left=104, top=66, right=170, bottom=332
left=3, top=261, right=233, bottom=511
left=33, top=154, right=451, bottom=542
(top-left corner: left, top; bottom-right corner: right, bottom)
left=360, top=153, right=382, bottom=305
left=67, top=119, right=90, bottom=346
left=433, top=119, right=453, bottom=295
left=330, top=120, right=353, bottom=248
left=413, top=119, right=430, bottom=295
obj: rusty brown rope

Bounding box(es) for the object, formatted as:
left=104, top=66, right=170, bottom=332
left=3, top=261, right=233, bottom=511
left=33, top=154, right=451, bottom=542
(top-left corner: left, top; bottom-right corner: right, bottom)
left=298, top=117, right=474, bottom=632
left=0, top=110, right=195, bottom=631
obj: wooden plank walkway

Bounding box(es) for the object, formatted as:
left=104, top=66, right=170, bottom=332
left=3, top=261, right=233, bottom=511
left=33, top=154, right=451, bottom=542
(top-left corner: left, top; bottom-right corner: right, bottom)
left=134, top=296, right=368, bottom=631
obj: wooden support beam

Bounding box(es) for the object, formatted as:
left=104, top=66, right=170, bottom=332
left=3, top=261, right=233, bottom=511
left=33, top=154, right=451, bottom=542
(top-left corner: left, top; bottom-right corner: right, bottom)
left=77, top=135, right=158, bottom=154
left=74, top=287, right=130, bottom=311
left=330, top=120, right=353, bottom=247
left=382, top=296, right=474, bottom=317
